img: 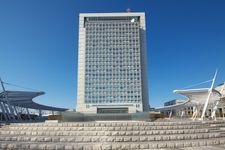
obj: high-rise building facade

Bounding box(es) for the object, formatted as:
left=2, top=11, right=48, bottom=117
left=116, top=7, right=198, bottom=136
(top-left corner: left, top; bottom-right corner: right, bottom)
left=76, top=12, right=149, bottom=113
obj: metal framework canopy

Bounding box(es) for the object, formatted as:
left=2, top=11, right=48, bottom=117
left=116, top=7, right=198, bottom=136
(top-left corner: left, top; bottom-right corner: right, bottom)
left=0, top=90, right=67, bottom=111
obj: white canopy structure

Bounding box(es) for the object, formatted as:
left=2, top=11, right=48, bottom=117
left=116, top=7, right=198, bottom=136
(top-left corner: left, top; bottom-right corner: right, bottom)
left=156, top=71, right=225, bottom=120
left=0, top=91, right=67, bottom=111
left=0, top=78, right=68, bottom=121
left=174, top=88, right=221, bottom=105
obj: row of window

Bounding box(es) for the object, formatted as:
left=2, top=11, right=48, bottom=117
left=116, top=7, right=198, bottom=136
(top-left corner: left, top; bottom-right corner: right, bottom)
left=85, top=69, right=140, bottom=72
left=86, top=28, right=139, bottom=31
left=86, top=34, right=139, bottom=38
left=85, top=78, right=141, bottom=81
left=86, top=46, right=140, bottom=49
left=86, top=43, right=140, bottom=47
left=86, top=40, right=139, bottom=43
left=85, top=82, right=141, bottom=85
left=85, top=45, right=140, bottom=48
left=85, top=73, right=140, bottom=76
left=86, top=41, right=140, bottom=44
left=85, top=89, right=141, bottom=92
left=85, top=56, right=140, bottom=59
left=86, top=22, right=139, bottom=27
left=84, top=99, right=141, bottom=104
left=84, top=90, right=141, bottom=93
left=85, top=63, right=140, bottom=66
left=86, top=59, right=139, bottom=62
left=86, top=47, right=140, bottom=50
left=86, top=57, right=140, bottom=60
left=85, top=69, right=140, bottom=71
left=86, top=26, right=139, bottom=29
left=85, top=51, right=140, bottom=54
left=85, top=80, right=142, bottom=83
left=85, top=95, right=141, bottom=98
left=85, top=58, right=140, bottom=61
left=85, top=61, right=140, bottom=65
left=86, top=31, right=139, bottom=35
left=85, top=54, right=140, bottom=56
left=85, top=87, right=141, bottom=92
left=85, top=80, right=141, bottom=83
left=86, top=23, right=140, bottom=27
left=85, top=79, right=141, bottom=84
left=85, top=77, right=141, bottom=80
left=85, top=83, right=141, bottom=86
left=86, top=35, right=139, bottom=39
left=85, top=86, right=141, bottom=90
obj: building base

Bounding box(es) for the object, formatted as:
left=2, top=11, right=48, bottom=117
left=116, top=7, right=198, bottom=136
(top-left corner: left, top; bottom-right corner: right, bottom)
left=61, top=111, right=160, bottom=122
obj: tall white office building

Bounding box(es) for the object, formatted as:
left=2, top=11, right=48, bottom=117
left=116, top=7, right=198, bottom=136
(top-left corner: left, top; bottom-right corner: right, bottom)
left=76, top=12, right=149, bottom=113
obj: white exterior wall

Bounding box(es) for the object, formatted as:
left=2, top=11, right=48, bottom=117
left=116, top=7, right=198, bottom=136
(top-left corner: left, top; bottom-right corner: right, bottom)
left=76, top=15, right=86, bottom=112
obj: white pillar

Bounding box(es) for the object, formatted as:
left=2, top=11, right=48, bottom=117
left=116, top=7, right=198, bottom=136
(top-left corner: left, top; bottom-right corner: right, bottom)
left=200, top=70, right=217, bottom=120
left=3, top=103, right=11, bottom=120
left=14, top=106, right=21, bottom=120
left=26, top=108, right=31, bottom=120
left=39, top=109, right=42, bottom=117
left=211, top=101, right=219, bottom=120
left=169, top=110, right=172, bottom=118
left=0, top=102, right=8, bottom=121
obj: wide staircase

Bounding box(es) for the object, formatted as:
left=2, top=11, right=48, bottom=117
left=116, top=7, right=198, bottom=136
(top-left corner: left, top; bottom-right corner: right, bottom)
left=1, top=120, right=225, bottom=150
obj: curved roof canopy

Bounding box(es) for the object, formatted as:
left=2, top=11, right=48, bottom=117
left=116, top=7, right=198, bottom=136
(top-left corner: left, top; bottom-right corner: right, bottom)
left=174, top=88, right=221, bottom=105
left=0, top=90, right=67, bottom=111
left=155, top=88, right=222, bottom=111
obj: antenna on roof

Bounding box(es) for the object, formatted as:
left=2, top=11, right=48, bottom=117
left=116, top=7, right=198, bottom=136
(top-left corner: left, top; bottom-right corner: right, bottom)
left=126, top=8, right=131, bottom=13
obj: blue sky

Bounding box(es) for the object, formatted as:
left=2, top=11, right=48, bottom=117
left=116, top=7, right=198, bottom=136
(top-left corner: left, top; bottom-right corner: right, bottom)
left=0, top=0, right=225, bottom=109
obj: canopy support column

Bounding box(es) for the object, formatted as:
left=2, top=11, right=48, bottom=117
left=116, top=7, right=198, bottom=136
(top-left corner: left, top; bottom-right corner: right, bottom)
left=14, top=106, right=21, bottom=120
left=222, top=107, right=225, bottom=120
left=0, top=102, right=8, bottom=121
left=0, top=78, right=15, bottom=120
left=200, top=70, right=217, bottom=120
left=39, top=109, right=42, bottom=117
left=192, top=106, right=198, bottom=120
left=3, top=103, right=11, bottom=120
left=26, top=108, right=31, bottom=120
left=211, top=101, right=219, bottom=120
left=169, top=110, right=172, bottom=118
left=181, top=110, right=184, bottom=118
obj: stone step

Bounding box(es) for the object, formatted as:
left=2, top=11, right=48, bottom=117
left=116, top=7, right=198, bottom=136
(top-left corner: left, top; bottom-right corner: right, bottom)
left=0, top=132, right=222, bottom=143
left=3, top=124, right=206, bottom=131
left=0, top=128, right=210, bottom=136
left=9, top=121, right=225, bottom=127
left=0, top=137, right=225, bottom=150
